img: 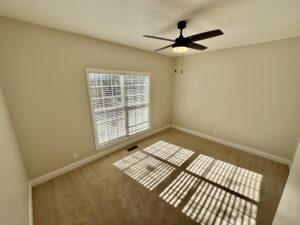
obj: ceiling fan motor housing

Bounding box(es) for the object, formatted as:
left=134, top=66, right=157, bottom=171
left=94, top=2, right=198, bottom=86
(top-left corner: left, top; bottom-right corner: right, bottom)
left=173, top=36, right=189, bottom=48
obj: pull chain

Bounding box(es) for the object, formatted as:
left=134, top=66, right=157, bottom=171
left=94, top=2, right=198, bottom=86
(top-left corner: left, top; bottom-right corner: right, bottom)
left=180, top=56, right=184, bottom=74
left=174, top=54, right=185, bottom=75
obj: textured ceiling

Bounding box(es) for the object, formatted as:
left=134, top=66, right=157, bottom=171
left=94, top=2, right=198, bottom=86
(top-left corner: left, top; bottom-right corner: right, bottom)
left=1, top=0, right=300, bottom=56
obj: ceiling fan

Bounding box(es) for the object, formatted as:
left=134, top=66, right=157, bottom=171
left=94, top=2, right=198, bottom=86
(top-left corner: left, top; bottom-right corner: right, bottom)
left=143, top=20, right=223, bottom=53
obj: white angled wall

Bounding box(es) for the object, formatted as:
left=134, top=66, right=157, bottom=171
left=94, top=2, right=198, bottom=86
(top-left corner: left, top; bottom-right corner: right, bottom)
left=273, top=142, right=300, bottom=225
left=0, top=87, right=29, bottom=225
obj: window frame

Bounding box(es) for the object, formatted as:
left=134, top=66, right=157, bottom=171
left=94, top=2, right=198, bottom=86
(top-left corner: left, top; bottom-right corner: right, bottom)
left=85, top=68, right=151, bottom=150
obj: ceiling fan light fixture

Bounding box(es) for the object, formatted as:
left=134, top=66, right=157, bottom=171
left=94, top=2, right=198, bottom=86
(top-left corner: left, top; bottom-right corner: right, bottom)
left=172, top=46, right=188, bottom=53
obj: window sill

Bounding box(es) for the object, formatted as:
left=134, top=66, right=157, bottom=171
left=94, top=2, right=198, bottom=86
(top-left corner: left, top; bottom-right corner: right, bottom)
left=95, top=126, right=151, bottom=151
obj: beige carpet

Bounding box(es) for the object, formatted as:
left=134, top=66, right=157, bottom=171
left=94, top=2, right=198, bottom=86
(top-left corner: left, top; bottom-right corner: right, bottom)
left=33, top=128, right=289, bottom=225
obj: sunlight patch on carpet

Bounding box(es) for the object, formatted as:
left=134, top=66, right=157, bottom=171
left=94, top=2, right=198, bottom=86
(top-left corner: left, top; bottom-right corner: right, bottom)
left=113, top=151, right=147, bottom=170
left=182, top=180, right=257, bottom=225
left=159, top=172, right=200, bottom=207
left=144, top=141, right=194, bottom=166
left=114, top=152, right=175, bottom=190
left=187, top=155, right=262, bottom=201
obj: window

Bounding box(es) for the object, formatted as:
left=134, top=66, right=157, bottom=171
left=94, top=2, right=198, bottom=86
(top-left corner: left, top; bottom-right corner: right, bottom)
left=86, top=69, right=150, bottom=149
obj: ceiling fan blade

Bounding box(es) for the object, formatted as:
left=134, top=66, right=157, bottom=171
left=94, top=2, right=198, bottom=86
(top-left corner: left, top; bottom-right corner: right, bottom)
left=143, top=35, right=174, bottom=42
left=188, top=43, right=207, bottom=50
left=188, top=29, right=223, bottom=42
left=155, top=44, right=173, bottom=51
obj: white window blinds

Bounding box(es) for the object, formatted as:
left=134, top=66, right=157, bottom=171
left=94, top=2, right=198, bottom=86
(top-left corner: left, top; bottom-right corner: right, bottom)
left=87, top=69, right=150, bottom=148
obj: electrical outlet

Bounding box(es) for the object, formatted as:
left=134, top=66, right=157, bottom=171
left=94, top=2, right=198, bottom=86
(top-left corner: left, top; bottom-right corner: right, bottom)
left=73, top=153, right=78, bottom=160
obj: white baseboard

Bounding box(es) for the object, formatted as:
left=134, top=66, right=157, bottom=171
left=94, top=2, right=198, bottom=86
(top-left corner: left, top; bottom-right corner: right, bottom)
left=171, top=124, right=291, bottom=167
left=30, top=123, right=291, bottom=187
left=28, top=181, right=33, bottom=225
left=30, top=124, right=171, bottom=187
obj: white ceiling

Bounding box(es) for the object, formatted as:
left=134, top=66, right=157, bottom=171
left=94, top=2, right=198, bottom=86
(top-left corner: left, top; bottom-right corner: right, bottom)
left=1, top=0, right=300, bottom=56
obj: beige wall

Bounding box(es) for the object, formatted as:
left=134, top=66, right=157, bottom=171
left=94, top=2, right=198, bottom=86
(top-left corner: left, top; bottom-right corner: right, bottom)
left=1, top=15, right=300, bottom=181
left=172, top=38, right=300, bottom=160
left=273, top=142, right=300, bottom=225
left=0, top=87, right=29, bottom=225
left=0, top=17, right=173, bottom=179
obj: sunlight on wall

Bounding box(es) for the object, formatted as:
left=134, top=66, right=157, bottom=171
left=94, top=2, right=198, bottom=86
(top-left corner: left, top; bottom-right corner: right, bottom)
left=114, top=152, right=175, bottom=190
left=144, top=141, right=194, bottom=166
left=187, top=155, right=262, bottom=201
